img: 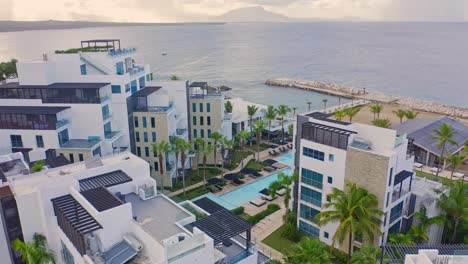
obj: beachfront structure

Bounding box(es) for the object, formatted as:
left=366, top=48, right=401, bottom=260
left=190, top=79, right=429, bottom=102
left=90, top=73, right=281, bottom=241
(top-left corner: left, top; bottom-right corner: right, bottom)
left=294, top=112, right=418, bottom=252
left=228, top=97, right=266, bottom=136
left=0, top=151, right=259, bottom=264
left=0, top=39, right=153, bottom=163
left=127, top=83, right=190, bottom=188
left=394, top=117, right=468, bottom=168
left=380, top=244, right=468, bottom=264
left=404, top=249, right=468, bottom=264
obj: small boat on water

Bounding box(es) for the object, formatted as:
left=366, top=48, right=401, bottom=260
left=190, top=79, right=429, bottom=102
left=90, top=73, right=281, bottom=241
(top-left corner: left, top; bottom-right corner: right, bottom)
left=162, top=53, right=167, bottom=56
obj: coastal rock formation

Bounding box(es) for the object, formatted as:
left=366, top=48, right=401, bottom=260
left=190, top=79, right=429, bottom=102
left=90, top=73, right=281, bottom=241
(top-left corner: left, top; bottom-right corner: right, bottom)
left=265, top=78, right=468, bottom=119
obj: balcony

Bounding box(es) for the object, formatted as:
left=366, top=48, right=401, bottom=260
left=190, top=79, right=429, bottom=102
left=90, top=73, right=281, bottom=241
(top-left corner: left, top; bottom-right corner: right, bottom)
left=129, top=66, right=145, bottom=76
left=104, top=130, right=121, bottom=140
left=108, top=48, right=136, bottom=57
left=56, top=119, right=71, bottom=129
left=176, top=129, right=188, bottom=138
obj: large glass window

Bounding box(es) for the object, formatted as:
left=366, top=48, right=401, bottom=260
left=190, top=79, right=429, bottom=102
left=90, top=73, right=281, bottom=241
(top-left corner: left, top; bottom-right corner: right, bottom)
left=193, top=116, right=197, bottom=125
left=300, top=204, right=320, bottom=223
left=299, top=220, right=320, bottom=238
left=192, top=103, right=196, bottom=112
left=199, top=103, right=203, bottom=112
left=193, top=129, right=197, bottom=138
left=301, top=186, right=322, bottom=207
left=80, top=64, right=87, bottom=75
left=207, top=116, right=211, bottom=125
left=301, top=168, right=323, bottom=189
left=390, top=201, right=403, bottom=223
left=125, top=83, right=131, bottom=92
left=152, top=132, right=156, bottom=142
left=10, top=135, right=23, bottom=148
left=303, top=147, right=325, bottom=161
left=135, top=132, right=140, bottom=142
left=134, top=117, right=139, bottom=128
left=36, top=135, right=44, bottom=148
left=208, top=129, right=211, bottom=138
left=61, top=241, right=75, bottom=264
left=102, top=105, right=110, bottom=120
left=116, top=62, right=124, bottom=75
left=131, top=80, right=137, bottom=93
left=207, top=103, right=211, bottom=112
left=144, top=132, right=148, bottom=142
left=151, top=117, right=155, bottom=128
left=301, top=123, right=350, bottom=150
left=139, top=76, right=145, bottom=89
left=111, top=85, right=121, bottom=94
left=0, top=87, right=101, bottom=104
left=142, top=117, right=147, bottom=128
left=92, top=146, right=101, bottom=157
left=0, top=113, right=57, bottom=130
left=200, top=116, right=204, bottom=126
left=58, top=129, right=69, bottom=146
left=145, top=147, right=149, bottom=157
left=200, top=129, right=205, bottom=138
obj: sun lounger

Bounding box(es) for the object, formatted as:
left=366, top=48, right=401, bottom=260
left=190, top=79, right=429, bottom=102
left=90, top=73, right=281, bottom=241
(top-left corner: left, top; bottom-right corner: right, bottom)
left=288, top=144, right=293, bottom=149
left=233, top=178, right=245, bottom=185
left=264, top=166, right=275, bottom=172
left=269, top=151, right=274, bottom=156
left=276, top=188, right=286, bottom=196
left=250, top=198, right=267, bottom=207
left=262, top=194, right=275, bottom=201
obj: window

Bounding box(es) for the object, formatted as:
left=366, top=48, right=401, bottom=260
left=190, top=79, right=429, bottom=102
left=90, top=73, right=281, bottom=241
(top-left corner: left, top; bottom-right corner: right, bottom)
left=36, top=135, right=44, bottom=148
left=300, top=204, right=320, bottom=223
left=200, top=116, right=204, bottom=126
left=139, top=76, right=145, bottom=89
left=92, top=147, right=101, bottom=157
left=10, top=135, right=23, bottom=148
left=136, top=147, right=141, bottom=157
left=58, top=129, right=69, bottom=146
left=386, top=192, right=390, bottom=208
left=151, top=117, right=155, bottom=128
left=134, top=117, right=139, bottom=128
left=301, top=168, right=323, bottom=189
left=135, top=132, right=140, bottom=142
left=143, top=132, right=148, bottom=142
left=299, top=220, right=319, bottom=238
left=61, top=241, right=75, bottom=264
left=111, top=85, right=121, bottom=94
left=388, top=221, right=401, bottom=235
left=68, top=154, right=74, bottom=163
left=199, top=103, right=203, bottom=112
left=152, top=132, right=156, bottom=142
left=80, top=64, right=87, bottom=75
left=193, top=129, right=197, bottom=138
left=324, top=232, right=329, bottom=239
left=154, top=162, right=159, bottom=171
left=207, top=116, right=211, bottom=125
left=102, top=105, right=110, bottom=120
left=327, top=176, right=333, bottom=184
left=329, top=154, right=334, bottom=161
left=303, top=147, right=325, bottom=161
left=300, top=186, right=322, bottom=207
left=131, top=80, right=137, bottom=93
left=207, top=103, right=211, bottom=112
left=125, top=83, right=130, bottom=92
left=116, top=62, right=124, bottom=75
left=78, top=154, right=84, bottom=162
left=388, top=167, right=393, bottom=186
left=192, top=103, right=196, bottom=112
left=208, top=129, right=211, bottom=138
left=355, top=232, right=363, bottom=243
left=390, top=201, right=403, bottom=223
left=145, top=147, right=149, bottom=157
left=146, top=74, right=150, bottom=82
left=200, top=129, right=205, bottom=138
left=142, top=117, right=147, bottom=128
left=326, top=195, right=331, bottom=202
left=193, top=116, right=197, bottom=125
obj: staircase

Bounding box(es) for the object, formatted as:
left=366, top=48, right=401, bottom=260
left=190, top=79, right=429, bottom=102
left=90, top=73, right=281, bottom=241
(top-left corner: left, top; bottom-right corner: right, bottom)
left=80, top=53, right=113, bottom=75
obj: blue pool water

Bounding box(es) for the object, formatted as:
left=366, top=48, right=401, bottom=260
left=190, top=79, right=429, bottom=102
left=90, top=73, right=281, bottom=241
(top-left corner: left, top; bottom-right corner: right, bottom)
left=193, top=153, right=294, bottom=210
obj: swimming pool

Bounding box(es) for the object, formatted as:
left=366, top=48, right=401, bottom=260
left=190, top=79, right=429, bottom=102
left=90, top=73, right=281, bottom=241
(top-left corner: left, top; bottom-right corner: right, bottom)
left=193, top=153, right=294, bottom=210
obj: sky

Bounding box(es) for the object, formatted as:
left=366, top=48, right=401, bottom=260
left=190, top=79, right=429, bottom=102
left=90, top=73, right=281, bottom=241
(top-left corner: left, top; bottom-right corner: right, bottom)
left=0, top=0, right=466, bottom=22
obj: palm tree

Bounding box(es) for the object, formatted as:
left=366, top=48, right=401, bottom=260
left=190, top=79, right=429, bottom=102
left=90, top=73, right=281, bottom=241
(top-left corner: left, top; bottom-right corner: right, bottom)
left=253, top=120, right=266, bottom=161
left=285, top=237, right=331, bottom=264
left=431, top=123, right=458, bottom=177
left=405, top=110, right=419, bottom=120
left=317, top=183, right=383, bottom=261
left=219, top=137, right=233, bottom=171
left=410, top=206, right=444, bottom=243
left=268, top=180, right=283, bottom=200
left=193, top=138, right=205, bottom=179
left=238, top=130, right=250, bottom=150
left=247, top=105, right=259, bottom=135
left=292, top=107, right=297, bottom=117
left=322, top=99, right=328, bottom=111
left=307, top=101, right=312, bottom=111
left=372, top=118, right=392, bottom=128
left=153, top=140, right=170, bottom=192
left=334, top=109, right=346, bottom=121
left=345, top=107, right=361, bottom=122
left=169, top=136, right=181, bottom=185
left=393, top=109, right=406, bottom=123
left=446, top=153, right=465, bottom=180
left=280, top=171, right=296, bottom=223
left=277, top=104, right=291, bottom=142
left=224, top=100, right=233, bottom=113
left=369, top=103, right=383, bottom=120
left=408, top=225, right=428, bottom=243
left=388, top=233, right=415, bottom=245
left=288, top=124, right=294, bottom=137
left=179, top=139, right=192, bottom=198
left=210, top=131, right=223, bottom=167
left=201, top=141, right=215, bottom=189
left=265, top=105, right=277, bottom=142
left=350, top=245, right=381, bottom=264
left=12, top=233, right=56, bottom=264
left=435, top=180, right=465, bottom=243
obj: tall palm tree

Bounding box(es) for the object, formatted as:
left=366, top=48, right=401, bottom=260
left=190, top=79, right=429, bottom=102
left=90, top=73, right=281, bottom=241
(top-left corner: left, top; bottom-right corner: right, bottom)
left=179, top=139, right=192, bottom=198
left=238, top=130, right=250, bottom=150
left=280, top=171, right=296, bottom=223
left=292, top=107, right=297, bottom=117
left=431, top=123, right=458, bottom=177
left=435, top=180, right=466, bottom=243
left=372, top=118, right=392, bottom=128
left=277, top=104, right=291, bottom=142
left=247, top=105, right=259, bottom=135
left=322, top=99, right=328, bottom=111
left=393, top=109, right=406, bottom=123
left=446, top=153, right=465, bottom=180
left=169, top=136, right=181, bottom=185
left=201, top=141, right=215, bottom=189
left=12, top=233, right=56, bottom=264
left=317, top=183, right=383, bottom=261
left=265, top=105, right=277, bottom=142
left=334, top=109, right=346, bottom=121
left=219, top=137, right=233, bottom=171
left=350, top=245, right=381, bottom=264
left=194, top=138, right=205, bottom=179
left=152, top=140, right=170, bottom=191
left=388, top=233, right=415, bottom=245
left=369, top=103, right=383, bottom=120
left=210, top=131, right=223, bottom=167
left=405, top=110, right=419, bottom=120
left=307, top=101, right=312, bottom=111
left=411, top=205, right=444, bottom=243
left=224, top=100, right=233, bottom=113
left=285, top=237, right=331, bottom=264
left=253, top=120, right=266, bottom=161
left=288, top=124, right=294, bottom=138
left=408, top=225, right=428, bottom=244
left=345, top=107, right=361, bottom=122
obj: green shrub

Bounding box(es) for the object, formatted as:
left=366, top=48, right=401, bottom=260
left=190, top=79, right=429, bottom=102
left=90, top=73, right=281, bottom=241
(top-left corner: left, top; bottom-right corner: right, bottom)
left=247, top=203, right=280, bottom=224
left=182, top=204, right=207, bottom=220
left=328, top=246, right=348, bottom=264
left=31, top=161, right=44, bottom=172
left=265, top=260, right=281, bottom=264
left=281, top=223, right=301, bottom=242
left=231, top=206, right=245, bottom=215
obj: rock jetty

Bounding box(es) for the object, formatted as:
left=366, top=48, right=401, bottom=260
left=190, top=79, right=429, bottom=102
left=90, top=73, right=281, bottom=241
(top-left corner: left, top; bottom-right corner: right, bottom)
left=265, top=78, right=468, bottom=119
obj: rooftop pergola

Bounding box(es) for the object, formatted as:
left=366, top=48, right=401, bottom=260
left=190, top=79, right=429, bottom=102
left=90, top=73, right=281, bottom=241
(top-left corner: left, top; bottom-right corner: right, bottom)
left=381, top=244, right=468, bottom=263
left=81, top=39, right=121, bottom=51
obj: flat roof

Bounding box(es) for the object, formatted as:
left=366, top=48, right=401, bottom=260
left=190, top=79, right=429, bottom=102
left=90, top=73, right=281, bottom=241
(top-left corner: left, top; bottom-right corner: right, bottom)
left=59, top=139, right=101, bottom=149
left=79, top=170, right=132, bottom=191
left=303, top=122, right=356, bottom=135
left=130, top=86, right=161, bottom=97
left=306, top=111, right=352, bottom=126
left=80, top=187, right=124, bottom=212
left=81, top=39, right=120, bottom=42
left=189, top=82, right=208, bottom=88
left=0, top=82, right=110, bottom=89
left=0, top=106, right=70, bottom=115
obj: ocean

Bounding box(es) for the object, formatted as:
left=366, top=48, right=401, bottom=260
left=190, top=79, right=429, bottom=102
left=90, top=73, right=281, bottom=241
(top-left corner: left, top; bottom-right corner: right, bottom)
left=0, top=22, right=466, bottom=110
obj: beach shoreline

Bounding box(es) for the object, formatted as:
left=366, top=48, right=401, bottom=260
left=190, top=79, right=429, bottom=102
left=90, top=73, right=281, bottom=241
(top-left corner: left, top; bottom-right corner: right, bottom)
left=265, top=78, right=468, bottom=119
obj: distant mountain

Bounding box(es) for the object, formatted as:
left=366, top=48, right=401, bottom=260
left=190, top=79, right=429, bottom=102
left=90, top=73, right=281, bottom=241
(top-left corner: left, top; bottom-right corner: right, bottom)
left=215, top=6, right=290, bottom=22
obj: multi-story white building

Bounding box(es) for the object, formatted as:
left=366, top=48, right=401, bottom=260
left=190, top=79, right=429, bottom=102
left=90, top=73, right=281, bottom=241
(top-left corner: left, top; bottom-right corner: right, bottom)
left=0, top=152, right=259, bottom=264
left=294, top=111, right=417, bottom=252
left=227, top=97, right=266, bottom=136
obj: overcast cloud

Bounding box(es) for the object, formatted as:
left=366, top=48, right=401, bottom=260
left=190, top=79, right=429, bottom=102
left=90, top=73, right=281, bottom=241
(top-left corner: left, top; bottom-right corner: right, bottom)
left=1, top=0, right=466, bottom=22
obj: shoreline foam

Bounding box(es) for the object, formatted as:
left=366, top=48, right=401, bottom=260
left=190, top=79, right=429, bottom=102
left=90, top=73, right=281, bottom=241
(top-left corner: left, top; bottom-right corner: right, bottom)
left=265, top=78, right=468, bottom=119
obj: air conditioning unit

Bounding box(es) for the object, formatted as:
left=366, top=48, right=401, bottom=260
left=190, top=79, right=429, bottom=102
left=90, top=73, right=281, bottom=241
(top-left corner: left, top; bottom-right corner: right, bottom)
left=123, top=234, right=143, bottom=252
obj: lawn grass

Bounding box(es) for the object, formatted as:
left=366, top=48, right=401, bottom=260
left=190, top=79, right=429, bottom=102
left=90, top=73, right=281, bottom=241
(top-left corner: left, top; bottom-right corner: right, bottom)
left=415, top=170, right=453, bottom=186
left=171, top=168, right=222, bottom=191
left=244, top=160, right=267, bottom=171
left=225, top=150, right=254, bottom=170
left=248, top=142, right=271, bottom=152
left=175, top=185, right=210, bottom=201
left=262, top=224, right=296, bottom=255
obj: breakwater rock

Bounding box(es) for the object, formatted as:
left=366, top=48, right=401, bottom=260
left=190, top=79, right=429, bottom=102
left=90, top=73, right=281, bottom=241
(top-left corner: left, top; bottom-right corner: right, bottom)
left=265, top=78, right=468, bottom=119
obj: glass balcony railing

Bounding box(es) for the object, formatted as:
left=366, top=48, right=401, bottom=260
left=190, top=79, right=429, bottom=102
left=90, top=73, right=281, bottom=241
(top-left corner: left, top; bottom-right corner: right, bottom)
left=102, top=112, right=112, bottom=121
left=129, top=66, right=145, bottom=76
left=56, top=119, right=71, bottom=129
left=148, top=102, right=175, bottom=113
left=100, top=95, right=111, bottom=103
left=108, top=48, right=136, bottom=57
left=104, top=131, right=120, bottom=140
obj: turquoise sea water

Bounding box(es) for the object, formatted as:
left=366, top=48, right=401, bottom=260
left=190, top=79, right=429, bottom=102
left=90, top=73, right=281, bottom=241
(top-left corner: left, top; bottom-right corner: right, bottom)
left=193, top=153, right=294, bottom=210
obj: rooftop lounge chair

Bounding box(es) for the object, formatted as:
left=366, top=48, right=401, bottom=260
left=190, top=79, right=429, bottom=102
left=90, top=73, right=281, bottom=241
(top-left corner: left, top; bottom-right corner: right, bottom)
left=287, top=144, right=293, bottom=149
left=233, top=178, right=245, bottom=185
left=250, top=198, right=267, bottom=207
left=268, top=151, right=275, bottom=156
left=262, top=194, right=275, bottom=201
left=279, top=147, right=286, bottom=152
left=276, top=188, right=286, bottom=196
left=271, top=150, right=279, bottom=156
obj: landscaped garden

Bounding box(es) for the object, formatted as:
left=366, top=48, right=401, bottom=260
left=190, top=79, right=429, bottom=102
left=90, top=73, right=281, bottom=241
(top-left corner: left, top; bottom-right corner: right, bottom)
left=225, top=150, right=254, bottom=170
left=170, top=168, right=223, bottom=191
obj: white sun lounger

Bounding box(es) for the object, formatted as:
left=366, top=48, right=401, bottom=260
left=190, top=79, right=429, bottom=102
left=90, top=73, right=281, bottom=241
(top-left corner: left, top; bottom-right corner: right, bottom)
left=276, top=189, right=286, bottom=196
left=250, top=198, right=267, bottom=207
left=262, top=195, right=275, bottom=201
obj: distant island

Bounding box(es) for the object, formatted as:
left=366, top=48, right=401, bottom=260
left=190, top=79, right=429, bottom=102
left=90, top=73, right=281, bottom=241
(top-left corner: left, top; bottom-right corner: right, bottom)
left=212, top=6, right=289, bottom=23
